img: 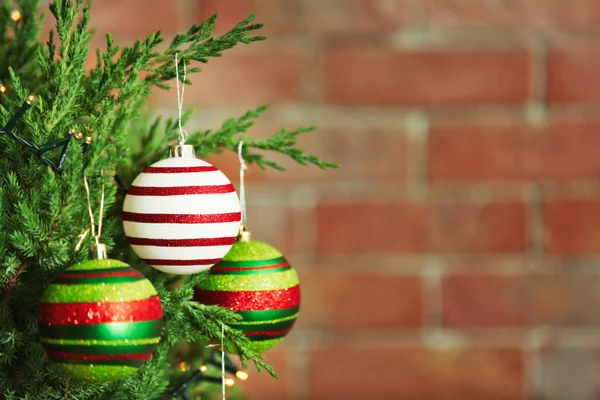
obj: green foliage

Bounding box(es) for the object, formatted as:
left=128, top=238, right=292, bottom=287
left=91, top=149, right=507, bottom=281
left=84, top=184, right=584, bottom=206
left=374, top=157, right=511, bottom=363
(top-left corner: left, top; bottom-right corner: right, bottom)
left=0, top=1, right=337, bottom=399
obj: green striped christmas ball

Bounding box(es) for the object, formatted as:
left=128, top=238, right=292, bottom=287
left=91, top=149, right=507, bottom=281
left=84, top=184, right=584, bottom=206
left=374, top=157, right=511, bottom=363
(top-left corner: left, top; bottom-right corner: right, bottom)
left=38, top=258, right=163, bottom=382
left=194, top=240, right=300, bottom=353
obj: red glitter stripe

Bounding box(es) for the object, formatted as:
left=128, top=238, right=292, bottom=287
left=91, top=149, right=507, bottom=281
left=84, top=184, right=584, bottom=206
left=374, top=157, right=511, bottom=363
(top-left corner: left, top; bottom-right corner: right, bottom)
left=46, top=350, right=152, bottom=361
left=127, top=184, right=234, bottom=196
left=143, top=166, right=217, bottom=173
left=194, top=286, right=300, bottom=312
left=127, top=237, right=236, bottom=247
left=122, top=212, right=241, bottom=224
left=39, top=296, right=163, bottom=325
left=210, top=262, right=289, bottom=272
left=246, top=328, right=293, bottom=338
left=59, top=271, right=142, bottom=279
left=142, top=258, right=222, bottom=266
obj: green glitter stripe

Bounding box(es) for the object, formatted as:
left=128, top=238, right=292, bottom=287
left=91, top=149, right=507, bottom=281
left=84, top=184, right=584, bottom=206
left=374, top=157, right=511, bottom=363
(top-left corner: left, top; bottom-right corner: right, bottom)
left=53, top=275, right=145, bottom=285
left=237, top=307, right=299, bottom=322
left=210, top=266, right=290, bottom=276
left=216, top=257, right=287, bottom=267
left=234, top=312, right=298, bottom=326
left=59, top=363, right=139, bottom=382
left=67, top=259, right=130, bottom=271
left=42, top=279, right=157, bottom=303
left=63, top=266, right=136, bottom=274
left=223, top=241, right=282, bottom=261
left=40, top=337, right=161, bottom=346
left=43, top=343, right=157, bottom=355
left=198, top=269, right=299, bottom=291
left=231, top=318, right=296, bottom=333
left=39, top=320, right=163, bottom=340
left=248, top=338, right=283, bottom=353
left=51, top=355, right=146, bottom=367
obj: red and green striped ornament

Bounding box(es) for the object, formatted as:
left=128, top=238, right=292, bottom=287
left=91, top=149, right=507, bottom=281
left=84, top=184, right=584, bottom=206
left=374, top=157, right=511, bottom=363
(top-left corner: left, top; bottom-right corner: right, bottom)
left=194, top=237, right=300, bottom=353
left=38, top=258, right=163, bottom=382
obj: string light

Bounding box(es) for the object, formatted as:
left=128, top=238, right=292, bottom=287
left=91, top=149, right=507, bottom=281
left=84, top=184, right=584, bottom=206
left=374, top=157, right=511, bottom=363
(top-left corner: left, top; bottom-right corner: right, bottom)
left=10, top=9, right=20, bottom=21
left=178, top=362, right=190, bottom=372
left=199, top=365, right=208, bottom=373
left=0, top=83, right=6, bottom=93
left=26, top=94, right=36, bottom=104
left=225, top=378, right=235, bottom=387
left=235, top=371, right=248, bottom=381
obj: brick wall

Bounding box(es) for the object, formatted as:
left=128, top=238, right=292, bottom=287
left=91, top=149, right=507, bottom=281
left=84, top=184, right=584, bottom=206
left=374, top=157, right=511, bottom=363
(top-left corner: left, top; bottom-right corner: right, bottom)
left=82, top=1, right=600, bottom=399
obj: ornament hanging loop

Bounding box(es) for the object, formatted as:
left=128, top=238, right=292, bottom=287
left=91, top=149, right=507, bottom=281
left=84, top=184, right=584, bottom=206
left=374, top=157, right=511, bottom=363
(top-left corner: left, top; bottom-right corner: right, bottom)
left=175, top=53, right=188, bottom=147
left=82, top=171, right=107, bottom=259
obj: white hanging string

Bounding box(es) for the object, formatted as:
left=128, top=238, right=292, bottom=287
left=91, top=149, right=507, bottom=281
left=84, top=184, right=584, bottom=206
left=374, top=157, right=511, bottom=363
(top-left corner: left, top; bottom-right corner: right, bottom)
left=175, top=53, right=188, bottom=146
left=221, top=323, right=226, bottom=400
left=238, top=141, right=248, bottom=227
left=82, top=172, right=105, bottom=245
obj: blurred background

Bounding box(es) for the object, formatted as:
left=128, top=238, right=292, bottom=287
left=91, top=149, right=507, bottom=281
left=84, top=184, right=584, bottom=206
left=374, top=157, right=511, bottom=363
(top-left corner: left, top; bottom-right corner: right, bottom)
left=73, top=0, right=600, bottom=399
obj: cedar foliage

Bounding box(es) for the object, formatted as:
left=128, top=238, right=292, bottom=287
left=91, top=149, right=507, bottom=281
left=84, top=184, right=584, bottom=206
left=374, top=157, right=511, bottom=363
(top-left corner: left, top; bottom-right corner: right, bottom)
left=0, top=1, right=336, bottom=398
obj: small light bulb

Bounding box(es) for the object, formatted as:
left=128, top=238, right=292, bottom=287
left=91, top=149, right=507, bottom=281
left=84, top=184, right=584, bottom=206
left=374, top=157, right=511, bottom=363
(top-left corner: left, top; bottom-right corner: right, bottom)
left=74, top=131, right=83, bottom=140
left=10, top=10, right=21, bottom=22
left=236, top=371, right=249, bottom=381
left=85, top=136, right=92, bottom=144
left=199, top=365, right=208, bottom=373
left=0, top=85, right=5, bottom=93
left=225, top=378, right=235, bottom=387
left=26, top=95, right=36, bottom=104
left=178, top=362, right=189, bottom=371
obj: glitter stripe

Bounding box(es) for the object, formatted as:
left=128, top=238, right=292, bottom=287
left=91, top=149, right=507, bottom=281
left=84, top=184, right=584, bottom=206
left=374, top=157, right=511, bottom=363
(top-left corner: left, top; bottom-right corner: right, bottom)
left=216, top=257, right=288, bottom=267
left=237, top=306, right=299, bottom=322
left=127, top=184, right=235, bottom=196
left=52, top=356, right=147, bottom=367
left=142, top=258, right=222, bottom=266
left=42, top=343, right=158, bottom=356
left=53, top=275, right=145, bottom=285
left=197, top=269, right=299, bottom=291
left=194, top=286, right=300, bottom=312
left=58, top=364, right=139, bottom=381
left=39, top=296, right=163, bottom=325
left=39, top=320, right=163, bottom=340
left=209, top=265, right=290, bottom=275
left=246, top=328, right=293, bottom=338
left=234, top=312, right=299, bottom=326
left=122, top=211, right=241, bottom=224
left=127, top=237, right=236, bottom=247
left=59, top=270, right=142, bottom=279
left=246, top=338, right=283, bottom=352
left=40, top=337, right=161, bottom=346
left=232, top=318, right=296, bottom=333
left=46, top=350, right=152, bottom=361
left=67, top=259, right=130, bottom=271
left=143, top=166, right=217, bottom=173
left=41, top=279, right=158, bottom=303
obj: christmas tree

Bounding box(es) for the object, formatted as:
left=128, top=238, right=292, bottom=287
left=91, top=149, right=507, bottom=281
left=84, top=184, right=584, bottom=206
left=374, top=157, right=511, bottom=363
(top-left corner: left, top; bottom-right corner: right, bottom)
left=0, top=0, right=336, bottom=398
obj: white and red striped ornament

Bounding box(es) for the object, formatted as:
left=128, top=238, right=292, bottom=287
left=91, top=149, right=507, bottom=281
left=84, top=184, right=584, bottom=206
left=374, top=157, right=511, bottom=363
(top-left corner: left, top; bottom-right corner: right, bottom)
left=122, top=145, right=241, bottom=275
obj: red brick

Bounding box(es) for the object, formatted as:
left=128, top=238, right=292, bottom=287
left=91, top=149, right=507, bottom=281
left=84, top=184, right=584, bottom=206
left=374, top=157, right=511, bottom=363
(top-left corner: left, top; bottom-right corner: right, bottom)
left=299, top=272, right=423, bottom=329
left=198, top=0, right=304, bottom=34
left=444, top=273, right=600, bottom=327
left=545, top=200, right=600, bottom=253
left=240, top=348, right=290, bottom=400
left=425, top=0, right=600, bottom=28
left=89, top=0, right=180, bottom=36
left=151, top=50, right=300, bottom=106
left=548, top=45, right=600, bottom=103
left=311, top=345, right=526, bottom=400
left=429, top=121, right=600, bottom=180
left=317, top=201, right=528, bottom=253
left=307, top=0, right=413, bottom=33
left=265, top=128, right=407, bottom=182
left=320, top=48, right=531, bottom=106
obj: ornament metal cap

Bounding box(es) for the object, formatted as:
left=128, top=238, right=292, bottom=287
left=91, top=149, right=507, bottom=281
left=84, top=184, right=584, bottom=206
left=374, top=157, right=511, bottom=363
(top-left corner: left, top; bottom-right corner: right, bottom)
left=169, top=144, right=195, bottom=158
left=90, top=243, right=108, bottom=260
left=238, top=225, right=251, bottom=243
